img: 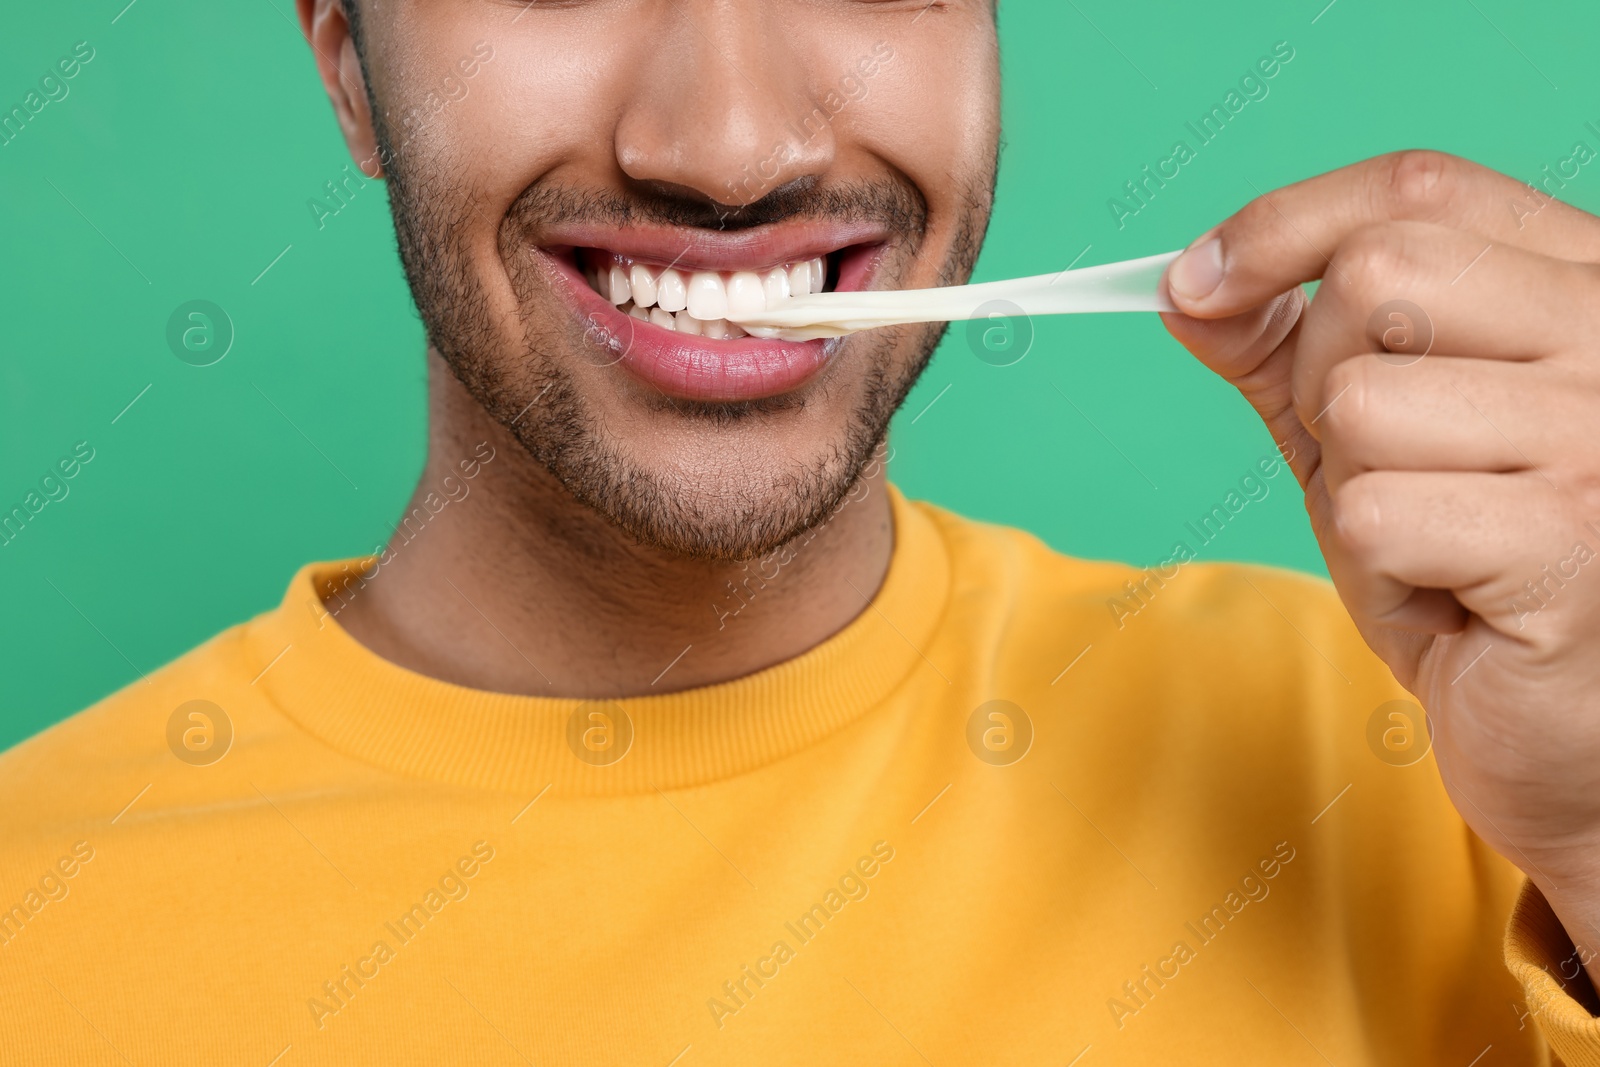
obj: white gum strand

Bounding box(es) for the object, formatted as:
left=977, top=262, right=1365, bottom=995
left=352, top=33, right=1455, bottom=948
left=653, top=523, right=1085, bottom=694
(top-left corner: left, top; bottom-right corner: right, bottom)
left=724, top=249, right=1186, bottom=341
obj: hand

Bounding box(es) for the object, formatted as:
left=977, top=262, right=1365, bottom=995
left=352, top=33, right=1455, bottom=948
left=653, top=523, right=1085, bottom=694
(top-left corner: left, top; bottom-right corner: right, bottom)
left=1161, top=150, right=1600, bottom=973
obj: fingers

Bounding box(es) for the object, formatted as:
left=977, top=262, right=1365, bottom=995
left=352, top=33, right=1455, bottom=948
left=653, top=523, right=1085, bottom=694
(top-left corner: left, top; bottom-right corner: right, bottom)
left=1286, top=221, right=1598, bottom=436
left=1314, top=356, right=1564, bottom=494
left=1159, top=151, right=1600, bottom=658
left=1166, top=150, right=1600, bottom=319
left=1160, top=288, right=1303, bottom=383
left=1295, top=219, right=1586, bottom=374
left=1330, top=470, right=1588, bottom=637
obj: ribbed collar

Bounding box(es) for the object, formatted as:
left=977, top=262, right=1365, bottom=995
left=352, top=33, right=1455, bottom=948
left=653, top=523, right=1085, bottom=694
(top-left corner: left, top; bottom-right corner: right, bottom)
left=245, top=485, right=950, bottom=795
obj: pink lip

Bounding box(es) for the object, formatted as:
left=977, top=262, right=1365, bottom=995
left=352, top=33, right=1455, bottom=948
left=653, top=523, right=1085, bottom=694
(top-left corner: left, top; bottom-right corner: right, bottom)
left=536, top=225, right=886, bottom=403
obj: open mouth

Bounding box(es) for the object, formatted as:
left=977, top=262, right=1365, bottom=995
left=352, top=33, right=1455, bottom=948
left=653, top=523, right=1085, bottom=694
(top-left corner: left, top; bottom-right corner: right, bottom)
left=576, top=251, right=837, bottom=340
left=535, top=226, right=886, bottom=403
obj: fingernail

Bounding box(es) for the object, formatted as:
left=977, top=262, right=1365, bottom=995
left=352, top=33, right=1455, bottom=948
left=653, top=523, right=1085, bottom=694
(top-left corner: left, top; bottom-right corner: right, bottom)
left=1167, top=236, right=1225, bottom=304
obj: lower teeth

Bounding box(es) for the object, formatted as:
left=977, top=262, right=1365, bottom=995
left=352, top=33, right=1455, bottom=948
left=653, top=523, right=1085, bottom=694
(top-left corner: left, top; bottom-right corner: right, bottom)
left=617, top=301, right=747, bottom=339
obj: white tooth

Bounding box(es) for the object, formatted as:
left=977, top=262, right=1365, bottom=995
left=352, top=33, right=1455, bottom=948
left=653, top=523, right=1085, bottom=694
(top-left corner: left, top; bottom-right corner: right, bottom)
left=607, top=265, right=631, bottom=306
left=674, top=311, right=704, bottom=336
left=629, top=304, right=650, bottom=321
left=657, top=269, right=688, bottom=313
left=788, top=260, right=813, bottom=298
left=811, top=257, right=827, bottom=292
left=629, top=265, right=658, bottom=309
left=762, top=268, right=791, bottom=308
left=703, top=318, right=733, bottom=340
left=726, top=322, right=748, bottom=339
left=746, top=326, right=783, bottom=339
left=686, top=272, right=728, bottom=320
left=649, top=307, right=675, bottom=330
left=725, top=272, right=766, bottom=319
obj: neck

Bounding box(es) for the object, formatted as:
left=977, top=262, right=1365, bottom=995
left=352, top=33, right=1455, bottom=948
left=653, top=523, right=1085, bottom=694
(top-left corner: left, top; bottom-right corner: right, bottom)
left=334, top=350, right=895, bottom=697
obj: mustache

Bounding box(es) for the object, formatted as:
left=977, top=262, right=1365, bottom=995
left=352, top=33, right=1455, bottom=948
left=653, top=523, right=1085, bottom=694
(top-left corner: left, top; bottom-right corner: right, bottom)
left=502, top=174, right=928, bottom=239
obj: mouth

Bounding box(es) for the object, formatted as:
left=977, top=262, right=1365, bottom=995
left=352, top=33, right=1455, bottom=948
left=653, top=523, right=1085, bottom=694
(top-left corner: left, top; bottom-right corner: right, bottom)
left=578, top=250, right=835, bottom=340
left=536, top=222, right=888, bottom=403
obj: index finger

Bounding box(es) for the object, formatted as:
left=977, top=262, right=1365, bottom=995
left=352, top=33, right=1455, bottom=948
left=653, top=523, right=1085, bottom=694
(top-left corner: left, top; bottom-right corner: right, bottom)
left=1164, top=150, right=1600, bottom=319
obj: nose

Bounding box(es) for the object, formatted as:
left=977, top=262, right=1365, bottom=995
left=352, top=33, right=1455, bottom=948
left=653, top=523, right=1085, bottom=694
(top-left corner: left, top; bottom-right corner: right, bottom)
left=613, top=3, right=836, bottom=210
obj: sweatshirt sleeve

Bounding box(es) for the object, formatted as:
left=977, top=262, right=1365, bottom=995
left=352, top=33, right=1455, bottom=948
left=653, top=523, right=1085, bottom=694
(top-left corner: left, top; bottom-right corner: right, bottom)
left=1506, top=879, right=1600, bottom=1064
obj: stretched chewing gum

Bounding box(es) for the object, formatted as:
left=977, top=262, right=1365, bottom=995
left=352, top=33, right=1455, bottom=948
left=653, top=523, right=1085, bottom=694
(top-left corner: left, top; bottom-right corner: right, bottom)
left=727, top=249, right=1182, bottom=341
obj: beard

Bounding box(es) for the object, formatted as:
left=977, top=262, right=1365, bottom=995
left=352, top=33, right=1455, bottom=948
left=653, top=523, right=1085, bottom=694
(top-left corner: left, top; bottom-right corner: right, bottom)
left=372, top=118, right=993, bottom=562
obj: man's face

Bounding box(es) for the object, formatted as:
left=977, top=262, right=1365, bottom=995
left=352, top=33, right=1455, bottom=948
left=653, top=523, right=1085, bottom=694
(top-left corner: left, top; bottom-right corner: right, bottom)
left=337, top=0, right=1000, bottom=560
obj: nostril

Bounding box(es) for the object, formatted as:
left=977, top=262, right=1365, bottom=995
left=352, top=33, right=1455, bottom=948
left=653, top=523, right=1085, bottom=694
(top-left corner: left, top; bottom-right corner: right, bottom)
left=621, top=175, right=825, bottom=227
left=625, top=179, right=758, bottom=222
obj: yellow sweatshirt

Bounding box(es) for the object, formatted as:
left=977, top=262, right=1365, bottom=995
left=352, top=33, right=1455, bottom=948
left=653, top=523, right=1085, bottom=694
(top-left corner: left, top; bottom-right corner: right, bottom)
left=3, top=486, right=1597, bottom=1065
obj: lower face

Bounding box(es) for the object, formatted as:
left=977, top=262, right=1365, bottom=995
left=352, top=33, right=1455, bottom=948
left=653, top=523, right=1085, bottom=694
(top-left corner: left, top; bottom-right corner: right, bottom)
left=359, top=1, right=1000, bottom=559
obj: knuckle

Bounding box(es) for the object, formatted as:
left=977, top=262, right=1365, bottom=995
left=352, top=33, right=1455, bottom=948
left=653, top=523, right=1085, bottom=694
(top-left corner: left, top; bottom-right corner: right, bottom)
left=1318, top=357, right=1376, bottom=443
left=1331, top=473, right=1387, bottom=555
left=1328, top=223, right=1440, bottom=316
left=1570, top=463, right=1600, bottom=517
left=1333, top=222, right=1409, bottom=282
left=1235, top=193, right=1281, bottom=238
left=1382, top=149, right=1461, bottom=221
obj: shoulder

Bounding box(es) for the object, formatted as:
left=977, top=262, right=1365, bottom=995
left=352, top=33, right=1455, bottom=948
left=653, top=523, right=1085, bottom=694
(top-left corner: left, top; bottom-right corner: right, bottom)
left=0, top=622, right=265, bottom=848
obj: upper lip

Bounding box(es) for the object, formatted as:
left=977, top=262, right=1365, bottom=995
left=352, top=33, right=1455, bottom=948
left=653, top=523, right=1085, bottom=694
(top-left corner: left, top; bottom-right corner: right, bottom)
left=538, top=219, right=890, bottom=272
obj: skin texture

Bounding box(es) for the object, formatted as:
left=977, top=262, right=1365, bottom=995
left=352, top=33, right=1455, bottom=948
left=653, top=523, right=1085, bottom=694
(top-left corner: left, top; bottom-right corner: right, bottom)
left=294, top=0, right=999, bottom=695
left=300, top=6, right=1600, bottom=995
left=1162, top=149, right=1600, bottom=990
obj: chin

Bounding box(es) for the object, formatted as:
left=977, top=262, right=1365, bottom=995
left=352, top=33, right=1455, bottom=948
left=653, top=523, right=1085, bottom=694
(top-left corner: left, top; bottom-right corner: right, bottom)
left=492, top=319, right=911, bottom=563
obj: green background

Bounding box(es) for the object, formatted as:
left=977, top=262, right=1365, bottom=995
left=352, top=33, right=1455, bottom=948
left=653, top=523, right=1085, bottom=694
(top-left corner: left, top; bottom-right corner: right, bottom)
left=2, top=0, right=1594, bottom=750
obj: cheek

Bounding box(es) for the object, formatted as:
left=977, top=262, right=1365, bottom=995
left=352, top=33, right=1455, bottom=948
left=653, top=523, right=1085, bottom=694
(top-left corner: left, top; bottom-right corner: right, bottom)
left=387, top=27, right=624, bottom=315
left=383, top=20, right=610, bottom=197
left=466, top=37, right=630, bottom=166
left=833, top=29, right=999, bottom=231
left=485, top=51, right=632, bottom=221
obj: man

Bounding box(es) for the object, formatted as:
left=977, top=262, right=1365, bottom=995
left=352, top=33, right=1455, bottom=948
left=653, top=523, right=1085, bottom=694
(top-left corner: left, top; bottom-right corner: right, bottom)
left=4, top=0, right=1599, bottom=1062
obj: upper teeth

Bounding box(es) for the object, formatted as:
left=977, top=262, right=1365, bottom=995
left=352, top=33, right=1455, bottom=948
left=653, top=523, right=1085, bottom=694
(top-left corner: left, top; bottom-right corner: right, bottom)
left=584, top=255, right=828, bottom=339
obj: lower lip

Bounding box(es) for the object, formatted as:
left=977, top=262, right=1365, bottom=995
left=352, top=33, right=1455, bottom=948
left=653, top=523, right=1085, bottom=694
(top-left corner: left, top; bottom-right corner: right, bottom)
left=543, top=249, right=876, bottom=403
